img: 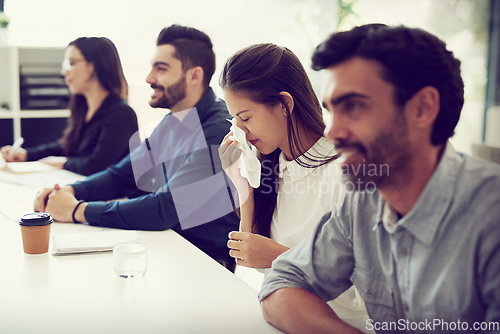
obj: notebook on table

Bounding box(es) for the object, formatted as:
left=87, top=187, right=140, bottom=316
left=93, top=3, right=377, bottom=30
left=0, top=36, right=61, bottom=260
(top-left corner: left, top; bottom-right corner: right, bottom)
left=51, top=230, right=138, bottom=255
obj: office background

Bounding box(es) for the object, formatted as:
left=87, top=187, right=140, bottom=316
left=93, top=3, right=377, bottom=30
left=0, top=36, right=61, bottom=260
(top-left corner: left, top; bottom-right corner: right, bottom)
left=1, top=0, right=496, bottom=155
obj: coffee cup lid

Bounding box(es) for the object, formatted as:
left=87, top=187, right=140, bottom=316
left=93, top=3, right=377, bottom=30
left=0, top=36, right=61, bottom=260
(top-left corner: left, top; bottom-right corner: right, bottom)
left=19, top=213, right=53, bottom=226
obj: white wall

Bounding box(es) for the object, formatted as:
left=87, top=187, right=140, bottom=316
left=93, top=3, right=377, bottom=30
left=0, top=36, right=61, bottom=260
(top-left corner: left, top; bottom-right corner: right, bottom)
left=4, top=0, right=338, bottom=130
left=4, top=0, right=489, bottom=154
left=339, top=0, right=489, bottom=154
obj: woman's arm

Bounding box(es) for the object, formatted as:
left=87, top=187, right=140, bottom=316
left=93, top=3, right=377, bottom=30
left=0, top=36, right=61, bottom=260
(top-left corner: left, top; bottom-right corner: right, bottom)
left=227, top=231, right=289, bottom=268
left=220, top=133, right=289, bottom=269
left=25, top=142, right=64, bottom=161
left=238, top=187, right=254, bottom=232
left=219, top=132, right=254, bottom=232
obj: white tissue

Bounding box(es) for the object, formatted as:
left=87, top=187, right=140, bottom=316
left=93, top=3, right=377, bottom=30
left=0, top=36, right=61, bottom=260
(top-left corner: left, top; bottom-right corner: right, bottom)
left=227, top=119, right=261, bottom=188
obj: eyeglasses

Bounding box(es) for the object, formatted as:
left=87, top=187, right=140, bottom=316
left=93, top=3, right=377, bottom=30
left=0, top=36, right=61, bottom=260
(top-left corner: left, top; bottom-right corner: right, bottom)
left=61, top=58, right=86, bottom=71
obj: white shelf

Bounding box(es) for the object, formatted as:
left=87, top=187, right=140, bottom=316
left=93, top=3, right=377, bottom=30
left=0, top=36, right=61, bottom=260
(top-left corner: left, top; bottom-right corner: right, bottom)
left=0, top=46, right=68, bottom=143
left=19, top=109, right=70, bottom=118
left=0, top=109, right=70, bottom=119
left=0, top=109, right=12, bottom=119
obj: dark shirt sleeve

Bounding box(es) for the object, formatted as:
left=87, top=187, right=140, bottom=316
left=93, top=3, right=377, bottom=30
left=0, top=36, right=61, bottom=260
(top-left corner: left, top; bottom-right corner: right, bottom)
left=72, top=151, right=179, bottom=230
left=72, top=153, right=142, bottom=202
left=64, top=102, right=138, bottom=176
left=75, top=146, right=223, bottom=231
left=25, top=141, right=64, bottom=161
left=84, top=188, right=178, bottom=230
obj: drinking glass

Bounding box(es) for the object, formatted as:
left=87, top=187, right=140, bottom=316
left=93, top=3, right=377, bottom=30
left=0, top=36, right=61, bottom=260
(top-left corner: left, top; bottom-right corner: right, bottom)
left=113, top=233, right=148, bottom=279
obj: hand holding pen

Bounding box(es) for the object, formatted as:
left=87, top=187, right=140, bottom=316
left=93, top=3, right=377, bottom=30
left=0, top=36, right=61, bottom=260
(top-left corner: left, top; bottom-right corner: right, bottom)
left=0, top=137, right=28, bottom=162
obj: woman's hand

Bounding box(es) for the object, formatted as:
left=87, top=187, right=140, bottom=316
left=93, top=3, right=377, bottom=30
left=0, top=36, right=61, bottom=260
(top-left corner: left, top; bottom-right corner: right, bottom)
left=219, top=132, right=253, bottom=206
left=1, top=146, right=27, bottom=162
left=227, top=231, right=290, bottom=269
left=39, top=156, right=67, bottom=169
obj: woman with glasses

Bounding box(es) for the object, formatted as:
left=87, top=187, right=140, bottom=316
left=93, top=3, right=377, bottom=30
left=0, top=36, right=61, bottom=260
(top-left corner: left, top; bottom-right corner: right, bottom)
left=1, top=37, right=138, bottom=176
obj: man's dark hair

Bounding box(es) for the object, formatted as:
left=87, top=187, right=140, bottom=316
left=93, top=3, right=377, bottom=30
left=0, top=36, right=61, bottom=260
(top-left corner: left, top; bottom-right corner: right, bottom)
left=157, top=24, right=215, bottom=88
left=312, top=24, right=464, bottom=146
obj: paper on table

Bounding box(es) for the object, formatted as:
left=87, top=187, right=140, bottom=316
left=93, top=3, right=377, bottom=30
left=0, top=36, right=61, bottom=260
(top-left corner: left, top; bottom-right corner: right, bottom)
left=0, top=168, right=85, bottom=188
left=227, top=119, right=261, bottom=188
left=51, top=230, right=138, bottom=255
left=2, top=161, right=59, bottom=174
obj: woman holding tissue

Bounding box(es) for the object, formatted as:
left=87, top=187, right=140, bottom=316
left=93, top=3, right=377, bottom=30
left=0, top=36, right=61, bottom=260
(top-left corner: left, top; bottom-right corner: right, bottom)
left=1, top=37, right=138, bottom=176
left=219, top=43, right=371, bottom=332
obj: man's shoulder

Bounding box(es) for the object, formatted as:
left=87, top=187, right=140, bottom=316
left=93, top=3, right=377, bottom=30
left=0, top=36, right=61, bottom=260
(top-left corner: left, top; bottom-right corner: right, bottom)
left=461, top=152, right=500, bottom=179
left=458, top=153, right=500, bottom=205
left=199, top=97, right=231, bottom=146
left=340, top=189, right=381, bottom=215
left=330, top=189, right=381, bottom=236
left=207, top=98, right=230, bottom=121
left=423, top=151, right=500, bottom=238
left=202, top=96, right=229, bottom=119
left=196, top=88, right=229, bottom=120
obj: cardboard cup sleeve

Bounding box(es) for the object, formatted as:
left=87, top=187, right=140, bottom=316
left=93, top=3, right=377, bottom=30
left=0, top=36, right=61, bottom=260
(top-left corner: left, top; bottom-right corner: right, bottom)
left=19, top=213, right=53, bottom=255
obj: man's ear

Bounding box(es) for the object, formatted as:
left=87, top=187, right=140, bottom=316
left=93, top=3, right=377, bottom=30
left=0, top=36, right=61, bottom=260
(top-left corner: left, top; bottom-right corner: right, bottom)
left=279, top=91, right=294, bottom=115
left=186, top=66, right=204, bottom=86
left=408, top=86, right=440, bottom=129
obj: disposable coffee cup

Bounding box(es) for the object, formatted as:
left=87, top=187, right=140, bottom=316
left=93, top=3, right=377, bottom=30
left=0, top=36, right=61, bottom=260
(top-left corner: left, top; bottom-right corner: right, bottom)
left=19, top=213, right=53, bottom=255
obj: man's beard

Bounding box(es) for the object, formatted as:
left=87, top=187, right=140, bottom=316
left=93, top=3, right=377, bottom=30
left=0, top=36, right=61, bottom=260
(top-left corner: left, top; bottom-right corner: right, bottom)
left=150, top=74, right=187, bottom=109
left=336, top=110, right=412, bottom=192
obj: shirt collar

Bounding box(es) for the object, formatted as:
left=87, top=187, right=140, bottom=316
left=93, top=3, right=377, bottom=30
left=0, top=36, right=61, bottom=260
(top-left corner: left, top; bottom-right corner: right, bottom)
left=381, top=201, right=400, bottom=234
left=278, top=137, right=336, bottom=182
left=194, top=87, right=218, bottom=122
left=373, top=142, right=463, bottom=245
left=166, top=87, right=217, bottom=131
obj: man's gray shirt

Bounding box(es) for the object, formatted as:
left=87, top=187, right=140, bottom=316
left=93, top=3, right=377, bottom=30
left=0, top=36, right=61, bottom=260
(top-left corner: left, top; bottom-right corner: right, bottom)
left=259, top=144, right=500, bottom=333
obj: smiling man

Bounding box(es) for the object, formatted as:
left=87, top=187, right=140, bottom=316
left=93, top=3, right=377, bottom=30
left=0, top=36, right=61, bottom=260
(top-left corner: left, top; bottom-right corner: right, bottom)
left=34, top=25, right=239, bottom=270
left=258, top=24, right=500, bottom=333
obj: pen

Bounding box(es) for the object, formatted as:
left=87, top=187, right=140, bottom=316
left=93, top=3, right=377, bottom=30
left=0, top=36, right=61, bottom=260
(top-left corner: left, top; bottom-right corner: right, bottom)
left=9, top=137, right=24, bottom=160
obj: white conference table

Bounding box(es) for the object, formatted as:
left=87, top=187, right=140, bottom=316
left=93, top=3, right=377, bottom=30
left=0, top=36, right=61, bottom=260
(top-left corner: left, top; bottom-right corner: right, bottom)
left=0, top=169, right=281, bottom=334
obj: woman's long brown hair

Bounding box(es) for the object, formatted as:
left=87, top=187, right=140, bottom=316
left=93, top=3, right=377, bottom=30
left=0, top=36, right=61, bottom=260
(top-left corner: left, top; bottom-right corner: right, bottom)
left=60, top=37, right=127, bottom=156
left=220, top=43, right=337, bottom=237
